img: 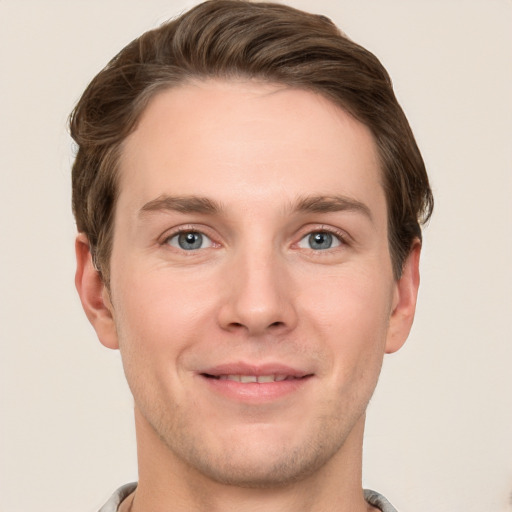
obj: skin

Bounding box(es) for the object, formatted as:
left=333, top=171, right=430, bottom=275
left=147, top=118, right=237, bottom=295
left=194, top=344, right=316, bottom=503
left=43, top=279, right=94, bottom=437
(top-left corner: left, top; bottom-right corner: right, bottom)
left=76, top=80, right=420, bottom=512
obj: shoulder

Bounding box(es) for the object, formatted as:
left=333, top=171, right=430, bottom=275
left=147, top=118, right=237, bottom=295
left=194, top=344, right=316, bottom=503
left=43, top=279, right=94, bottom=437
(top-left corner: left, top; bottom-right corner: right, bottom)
left=364, top=489, right=399, bottom=512
left=98, top=483, right=138, bottom=512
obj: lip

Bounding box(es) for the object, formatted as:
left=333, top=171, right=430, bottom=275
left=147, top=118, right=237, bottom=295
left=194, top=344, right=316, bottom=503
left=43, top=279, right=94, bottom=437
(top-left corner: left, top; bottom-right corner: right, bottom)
left=198, top=362, right=314, bottom=402
left=201, top=362, right=310, bottom=378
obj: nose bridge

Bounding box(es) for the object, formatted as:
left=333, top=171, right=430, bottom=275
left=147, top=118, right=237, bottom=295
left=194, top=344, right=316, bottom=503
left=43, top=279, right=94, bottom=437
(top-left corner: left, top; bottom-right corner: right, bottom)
left=219, top=239, right=296, bottom=335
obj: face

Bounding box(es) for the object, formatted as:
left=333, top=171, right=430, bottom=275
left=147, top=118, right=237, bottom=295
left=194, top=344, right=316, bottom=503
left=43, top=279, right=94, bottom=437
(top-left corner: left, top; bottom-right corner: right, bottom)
left=77, top=80, right=419, bottom=488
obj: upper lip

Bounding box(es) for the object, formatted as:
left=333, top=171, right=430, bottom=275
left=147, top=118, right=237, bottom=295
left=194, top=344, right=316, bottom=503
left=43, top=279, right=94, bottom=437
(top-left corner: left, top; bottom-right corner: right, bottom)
left=200, top=362, right=312, bottom=378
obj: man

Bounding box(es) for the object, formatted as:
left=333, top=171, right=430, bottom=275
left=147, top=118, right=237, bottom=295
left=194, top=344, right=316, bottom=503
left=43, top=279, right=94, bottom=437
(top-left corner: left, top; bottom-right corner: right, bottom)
left=71, top=1, right=433, bottom=511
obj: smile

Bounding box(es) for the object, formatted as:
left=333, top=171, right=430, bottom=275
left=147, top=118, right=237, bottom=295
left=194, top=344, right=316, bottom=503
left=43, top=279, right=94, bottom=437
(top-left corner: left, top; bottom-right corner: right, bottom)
left=205, top=374, right=303, bottom=383
left=199, top=368, right=313, bottom=403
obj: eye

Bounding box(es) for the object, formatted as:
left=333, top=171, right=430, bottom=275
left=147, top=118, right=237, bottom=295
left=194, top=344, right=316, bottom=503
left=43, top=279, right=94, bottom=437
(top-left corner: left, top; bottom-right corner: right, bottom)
left=166, top=231, right=213, bottom=251
left=297, top=231, right=342, bottom=250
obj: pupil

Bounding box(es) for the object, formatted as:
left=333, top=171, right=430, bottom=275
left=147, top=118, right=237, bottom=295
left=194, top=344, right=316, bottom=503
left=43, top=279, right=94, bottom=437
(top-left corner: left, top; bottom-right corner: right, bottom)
left=310, top=232, right=332, bottom=250
left=178, top=232, right=202, bottom=250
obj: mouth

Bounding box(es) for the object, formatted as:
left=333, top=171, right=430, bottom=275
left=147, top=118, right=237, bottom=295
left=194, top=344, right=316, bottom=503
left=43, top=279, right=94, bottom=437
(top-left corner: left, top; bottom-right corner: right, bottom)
left=202, top=373, right=309, bottom=383
left=199, top=364, right=313, bottom=402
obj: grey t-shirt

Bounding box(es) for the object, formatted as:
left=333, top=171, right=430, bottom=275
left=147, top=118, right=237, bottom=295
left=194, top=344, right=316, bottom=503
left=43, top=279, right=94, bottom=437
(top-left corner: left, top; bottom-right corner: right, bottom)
left=98, top=483, right=398, bottom=511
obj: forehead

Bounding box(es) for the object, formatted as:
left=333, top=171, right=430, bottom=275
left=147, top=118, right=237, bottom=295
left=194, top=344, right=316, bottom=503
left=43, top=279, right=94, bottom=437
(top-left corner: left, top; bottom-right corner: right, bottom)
left=117, top=80, right=384, bottom=217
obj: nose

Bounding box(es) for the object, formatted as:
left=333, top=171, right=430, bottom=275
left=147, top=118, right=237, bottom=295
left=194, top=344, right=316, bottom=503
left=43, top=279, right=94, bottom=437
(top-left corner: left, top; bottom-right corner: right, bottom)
left=217, top=247, right=298, bottom=337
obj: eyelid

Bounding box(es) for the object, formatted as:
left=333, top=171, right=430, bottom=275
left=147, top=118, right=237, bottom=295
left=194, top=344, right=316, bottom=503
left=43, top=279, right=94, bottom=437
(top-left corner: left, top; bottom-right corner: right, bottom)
left=160, top=224, right=220, bottom=248
left=294, top=225, right=351, bottom=249
left=157, top=223, right=350, bottom=251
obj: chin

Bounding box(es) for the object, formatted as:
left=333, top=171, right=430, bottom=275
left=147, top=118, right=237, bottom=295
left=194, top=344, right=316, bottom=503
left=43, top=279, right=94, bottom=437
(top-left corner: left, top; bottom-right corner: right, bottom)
left=157, top=418, right=351, bottom=489
left=185, top=445, right=335, bottom=489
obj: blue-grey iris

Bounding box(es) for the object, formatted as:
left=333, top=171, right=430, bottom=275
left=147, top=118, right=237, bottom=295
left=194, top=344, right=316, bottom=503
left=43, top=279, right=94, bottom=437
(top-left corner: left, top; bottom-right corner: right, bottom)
left=309, top=232, right=333, bottom=250
left=178, top=232, right=203, bottom=250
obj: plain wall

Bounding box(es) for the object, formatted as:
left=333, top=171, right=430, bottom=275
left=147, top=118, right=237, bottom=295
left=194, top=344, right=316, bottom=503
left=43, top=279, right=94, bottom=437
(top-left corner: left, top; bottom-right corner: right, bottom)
left=1, top=1, right=511, bottom=511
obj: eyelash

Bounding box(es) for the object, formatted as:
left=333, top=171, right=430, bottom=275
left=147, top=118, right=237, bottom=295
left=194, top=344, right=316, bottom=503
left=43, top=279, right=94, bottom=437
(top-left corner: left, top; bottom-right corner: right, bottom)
left=160, top=225, right=350, bottom=252
left=296, top=226, right=349, bottom=250
left=162, top=225, right=217, bottom=248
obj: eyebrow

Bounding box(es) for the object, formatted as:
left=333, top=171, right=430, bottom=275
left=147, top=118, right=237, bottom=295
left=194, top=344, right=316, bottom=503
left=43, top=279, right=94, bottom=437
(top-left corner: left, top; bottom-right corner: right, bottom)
left=293, top=195, right=373, bottom=220
left=139, top=193, right=372, bottom=220
left=140, top=195, right=222, bottom=216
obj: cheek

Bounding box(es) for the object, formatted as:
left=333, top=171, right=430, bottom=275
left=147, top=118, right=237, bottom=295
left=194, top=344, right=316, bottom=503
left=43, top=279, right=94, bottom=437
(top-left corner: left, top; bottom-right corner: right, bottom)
left=305, top=263, right=393, bottom=324
left=301, top=268, right=394, bottom=368
left=111, top=270, right=218, bottom=377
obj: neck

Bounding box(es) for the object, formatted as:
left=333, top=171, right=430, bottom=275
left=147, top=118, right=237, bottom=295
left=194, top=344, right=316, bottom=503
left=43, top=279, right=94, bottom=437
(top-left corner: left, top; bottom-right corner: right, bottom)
left=130, top=408, right=374, bottom=512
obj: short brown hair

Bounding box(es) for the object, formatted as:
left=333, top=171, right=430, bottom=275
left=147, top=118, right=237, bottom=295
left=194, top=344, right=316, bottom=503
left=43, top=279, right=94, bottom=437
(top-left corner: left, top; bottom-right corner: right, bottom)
left=70, top=0, right=433, bottom=284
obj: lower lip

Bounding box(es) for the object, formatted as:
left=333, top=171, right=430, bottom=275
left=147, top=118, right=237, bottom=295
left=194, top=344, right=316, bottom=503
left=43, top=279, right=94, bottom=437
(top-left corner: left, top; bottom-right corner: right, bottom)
left=200, top=375, right=312, bottom=402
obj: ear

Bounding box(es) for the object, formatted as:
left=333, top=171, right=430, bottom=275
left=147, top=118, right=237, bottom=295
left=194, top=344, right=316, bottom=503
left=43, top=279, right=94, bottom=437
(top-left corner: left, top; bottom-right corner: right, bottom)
left=75, top=233, right=119, bottom=349
left=385, top=240, right=421, bottom=354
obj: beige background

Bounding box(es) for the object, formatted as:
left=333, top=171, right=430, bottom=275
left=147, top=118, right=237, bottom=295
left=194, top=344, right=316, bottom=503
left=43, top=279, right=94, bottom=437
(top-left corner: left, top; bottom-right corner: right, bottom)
left=1, top=1, right=511, bottom=511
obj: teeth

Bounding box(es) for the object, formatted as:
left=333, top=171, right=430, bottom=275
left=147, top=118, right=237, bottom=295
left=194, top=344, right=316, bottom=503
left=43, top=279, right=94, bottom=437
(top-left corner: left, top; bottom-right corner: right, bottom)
left=217, top=375, right=295, bottom=383
left=257, top=375, right=275, bottom=383
left=240, top=375, right=257, bottom=383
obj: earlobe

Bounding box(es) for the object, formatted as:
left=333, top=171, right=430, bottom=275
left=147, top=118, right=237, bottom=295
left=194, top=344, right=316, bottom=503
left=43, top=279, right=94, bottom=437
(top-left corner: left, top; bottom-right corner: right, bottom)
left=75, top=233, right=119, bottom=350
left=385, top=240, right=421, bottom=354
